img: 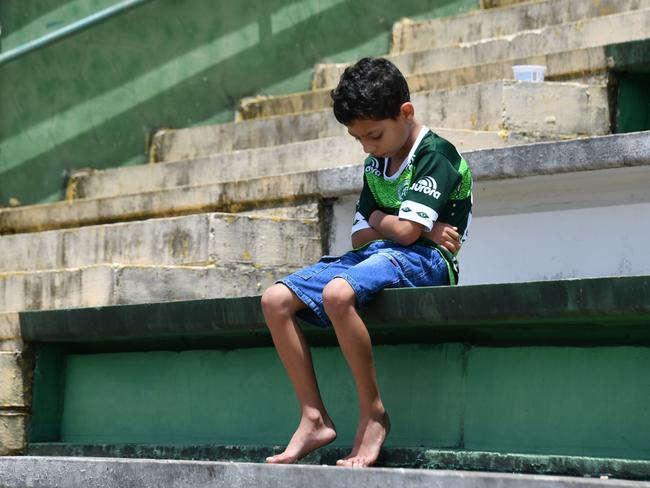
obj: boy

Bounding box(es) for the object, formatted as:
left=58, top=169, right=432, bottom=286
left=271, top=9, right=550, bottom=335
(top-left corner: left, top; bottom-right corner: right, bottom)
left=261, top=57, right=472, bottom=468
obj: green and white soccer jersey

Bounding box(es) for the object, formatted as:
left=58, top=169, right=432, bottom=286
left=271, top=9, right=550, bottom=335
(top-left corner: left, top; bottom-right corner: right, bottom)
left=352, top=126, right=473, bottom=283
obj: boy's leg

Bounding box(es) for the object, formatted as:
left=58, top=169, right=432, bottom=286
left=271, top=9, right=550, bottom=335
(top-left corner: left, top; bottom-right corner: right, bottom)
left=261, top=283, right=337, bottom=463
left=322, top=278, right=390, bottom=468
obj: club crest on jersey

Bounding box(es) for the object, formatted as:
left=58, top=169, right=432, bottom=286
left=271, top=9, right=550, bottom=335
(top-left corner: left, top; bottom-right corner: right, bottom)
left=410, top=176, right=441, bottom=199
left=365, top=157, right=382, bottom=177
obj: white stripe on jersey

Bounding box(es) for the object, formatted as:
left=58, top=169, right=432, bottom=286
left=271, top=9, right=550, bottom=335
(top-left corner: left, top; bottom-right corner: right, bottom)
left=398, top=199, right=438, bottom=232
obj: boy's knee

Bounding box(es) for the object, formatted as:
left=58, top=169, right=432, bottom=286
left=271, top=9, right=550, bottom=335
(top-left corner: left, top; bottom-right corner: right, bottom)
left=261, top=284, right=295, bottom=317
left=322, top=278, right=356, bottom=317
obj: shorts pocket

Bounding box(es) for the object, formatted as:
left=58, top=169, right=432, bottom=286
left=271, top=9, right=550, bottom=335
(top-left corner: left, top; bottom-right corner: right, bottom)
left=295, top=255, right=340, bottom=280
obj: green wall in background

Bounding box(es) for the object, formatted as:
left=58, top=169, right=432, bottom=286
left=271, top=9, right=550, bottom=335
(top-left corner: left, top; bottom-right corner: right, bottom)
left=0, top=0, right=477, bottom=206
left=31, top=343, right=650, bottom=460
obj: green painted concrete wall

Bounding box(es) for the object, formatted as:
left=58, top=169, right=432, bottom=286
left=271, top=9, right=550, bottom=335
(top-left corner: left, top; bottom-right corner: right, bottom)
left=0, top=0, right=477, bottom=206
left=616, top=73, right=650, bottom=133
left=30, top=343, right=650, bottom=460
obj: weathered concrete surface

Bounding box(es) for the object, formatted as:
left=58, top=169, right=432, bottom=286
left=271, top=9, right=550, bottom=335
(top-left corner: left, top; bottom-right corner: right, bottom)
left=391, top=0, right=650, bottom=53
left=0, top=177, right=330, bottom=235
left=156, top=80, right=604, bottom=164
left=0, top=457, right=647, bottom=488
left=0, top=353, right=27, bottom=408
left=151, top=110, right=343, bottom=163
left=479, top=0, right=530, bottom=8
left=249, top=49, right=598, bottom=119
left=20, top=275, right=650, bottom=346
left=0, top=313, right=27, bottom=455
left=73, top=130, right=516, bottom=200
left=0, top=415, right=26, bottom=455
left=0, top=313, right=19, bottom=341
left=313, top=8, right=650, bottom=89
left=0, top=263, right=301, bottom=313
left=0, top=213, right=321, bottom=271
left=76, top=136, right=365, bottom=199
left=239, top=81, right=608, bottom=134
left=8, top=128, right=646, bottom=240
left=251, top=41, right=650, bottom=120
left=25, top=444, right=650, bottom=481
left=151, top=117, right=514, bottom=164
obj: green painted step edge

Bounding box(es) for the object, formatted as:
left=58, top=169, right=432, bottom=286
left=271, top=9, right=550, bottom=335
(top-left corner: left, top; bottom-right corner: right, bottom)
left=607, top=39, right=650, bottom=73
left=26, top=444, right=650, bottom=481
left=18, top=275, right=650, bottom=349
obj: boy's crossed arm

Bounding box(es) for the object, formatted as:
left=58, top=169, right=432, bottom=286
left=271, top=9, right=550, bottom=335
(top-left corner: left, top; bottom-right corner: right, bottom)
left=352, top=209, right=461, bottom=253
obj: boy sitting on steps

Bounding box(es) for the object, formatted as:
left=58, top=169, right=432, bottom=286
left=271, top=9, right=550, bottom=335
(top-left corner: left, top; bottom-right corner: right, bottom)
left=261, top=57, right=473, bottom=468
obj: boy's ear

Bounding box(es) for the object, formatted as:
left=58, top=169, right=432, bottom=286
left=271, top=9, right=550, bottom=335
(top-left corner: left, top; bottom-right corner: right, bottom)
left=400, top=102, right=415, bottom=120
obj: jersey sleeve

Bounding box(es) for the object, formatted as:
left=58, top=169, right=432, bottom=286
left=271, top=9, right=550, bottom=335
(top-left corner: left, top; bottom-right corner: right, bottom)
left=398, top=151, right=460, bottom=232
left=351, top=172, right=378, bottom=235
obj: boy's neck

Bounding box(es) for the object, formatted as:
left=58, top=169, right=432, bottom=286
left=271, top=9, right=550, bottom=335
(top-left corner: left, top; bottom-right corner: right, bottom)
left=388, top=120, right=422, bottom=171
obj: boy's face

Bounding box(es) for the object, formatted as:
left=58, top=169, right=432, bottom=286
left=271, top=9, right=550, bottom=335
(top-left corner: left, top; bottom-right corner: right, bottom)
left=346, top=103, right=415, bottom=160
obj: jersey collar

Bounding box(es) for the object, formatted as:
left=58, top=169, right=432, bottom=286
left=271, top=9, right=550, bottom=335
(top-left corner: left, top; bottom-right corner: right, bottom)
left=383, top=125, right=430, bottom=181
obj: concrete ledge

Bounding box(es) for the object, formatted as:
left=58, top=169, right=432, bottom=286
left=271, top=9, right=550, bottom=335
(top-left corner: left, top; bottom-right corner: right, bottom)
left=0, top=263, right=302, bottom=314
left=237, top=80, right=609, bottom=136
left=26, top=444, right=650, bottom=481
left=71, top=129, right=512, bottom=201
left=153, top=80, right=608, bottom=163
left=17, top=275, right=650, bottom=349
left=1, top=130, right=647, bottom=237
left=0, top=314, right=20, bottom=340
left=261, top=40, right=650, bottom=119
left=0, top=414, right=26, bottom=454
left=390, top=0, right=649, bottom=53
left=0, top=352, right=28, bottom=407
left=0, top=456, right=646, bottom=487
left=314, top=8, right=650, bottom=89
left=0, top=212, right=321, bottom=271
left=480, top=0, right=533, bottom=8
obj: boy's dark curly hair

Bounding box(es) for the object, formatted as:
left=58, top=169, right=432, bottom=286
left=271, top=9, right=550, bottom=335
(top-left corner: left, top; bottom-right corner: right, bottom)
left=331, top=57, right=410, bottom=125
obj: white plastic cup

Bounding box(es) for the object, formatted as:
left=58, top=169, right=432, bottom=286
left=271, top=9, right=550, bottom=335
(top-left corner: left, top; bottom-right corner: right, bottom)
left=512, top=65, right=546, bottom=82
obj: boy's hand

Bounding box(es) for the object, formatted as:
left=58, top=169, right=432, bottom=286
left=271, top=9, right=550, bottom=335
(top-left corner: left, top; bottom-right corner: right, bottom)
left=423, top=222, right=461, bottom=254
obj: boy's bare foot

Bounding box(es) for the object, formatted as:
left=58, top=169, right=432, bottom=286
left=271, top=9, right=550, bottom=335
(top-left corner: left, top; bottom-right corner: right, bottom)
left=336, top=411, right=390, bottom=468
left=266, top=411, right=337, bottom=464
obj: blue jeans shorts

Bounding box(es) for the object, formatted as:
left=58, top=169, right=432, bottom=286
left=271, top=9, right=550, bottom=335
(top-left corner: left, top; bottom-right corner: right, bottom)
left=278, top=240, right=450, bottom=328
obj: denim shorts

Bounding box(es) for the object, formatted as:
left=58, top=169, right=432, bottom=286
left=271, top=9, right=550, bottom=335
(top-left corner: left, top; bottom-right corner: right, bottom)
left=278, top=240, right=450, bottom=328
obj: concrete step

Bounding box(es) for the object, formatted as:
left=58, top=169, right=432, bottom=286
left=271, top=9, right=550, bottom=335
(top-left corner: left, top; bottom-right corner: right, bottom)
left=390, top=0, right=650, bottom=53
left=24, top=444, right=650, bottom=481
left=152, top=80, right=607, bottom=165
left=0, top=212, right=321, bottom=272
left=151, top=116, right=515, bottom=164
left=0, top=263, right=300, bottom=313
left=7, top=127, right=644, bottom=248
left=242, top=40, right=650, bottom=120
left=312, top=8, right=650, bottom=89
left=0, top=457, right=643, bottom=488
left=17, top=277, right=650, bottom=470
left=2, top=132, right=647, bottom=303
left=480, top=0, right=531, bottom=9
left=73, top=129, right=515, bottom=201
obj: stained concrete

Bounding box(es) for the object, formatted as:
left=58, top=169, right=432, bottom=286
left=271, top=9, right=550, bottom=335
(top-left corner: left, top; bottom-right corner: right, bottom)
left=245, top=46, right=612, bottom=119
left=72, top=130, right=512, bottom=200
left=0, top=416, right=25, bottom=455
left=0, top=263, right=302, bottom=313
left=154, top=80, right=605, bottom=164
left=0, top=353, right=27, bottom=408
left=5, top=129, right=646, bottom=240
left=0, top=457, right=647, bottom=488
left=390, top=0, right=650, bottom=53
left=25, top=444, right=650, bottom=481
left=0, top=213, right=321, bottom=271
left=313, top=8, right=650, bottom=89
